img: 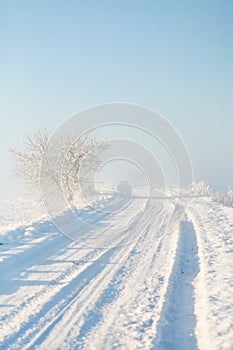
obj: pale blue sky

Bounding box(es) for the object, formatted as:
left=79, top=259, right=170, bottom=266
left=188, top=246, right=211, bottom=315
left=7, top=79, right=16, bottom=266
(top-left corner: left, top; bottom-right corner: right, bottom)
left=0, top=0, right=233, bottom=199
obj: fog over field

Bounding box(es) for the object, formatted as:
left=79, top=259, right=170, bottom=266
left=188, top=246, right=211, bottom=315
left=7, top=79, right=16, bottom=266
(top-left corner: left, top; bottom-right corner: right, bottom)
left=1, top=1, right=233, bottom=349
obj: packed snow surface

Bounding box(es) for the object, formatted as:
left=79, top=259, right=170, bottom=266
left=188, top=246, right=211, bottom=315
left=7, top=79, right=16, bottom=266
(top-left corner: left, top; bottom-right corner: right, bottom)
left=0, top=190, right=233, bottom=350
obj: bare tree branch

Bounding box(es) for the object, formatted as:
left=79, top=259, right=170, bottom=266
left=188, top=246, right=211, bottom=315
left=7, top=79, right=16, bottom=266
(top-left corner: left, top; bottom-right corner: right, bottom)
left=10, top=129, right=108, bottom=204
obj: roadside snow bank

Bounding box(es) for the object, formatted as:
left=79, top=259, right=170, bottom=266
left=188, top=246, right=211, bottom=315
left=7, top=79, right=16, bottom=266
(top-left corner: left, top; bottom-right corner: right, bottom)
left=188, top=197, right=233, bottom=350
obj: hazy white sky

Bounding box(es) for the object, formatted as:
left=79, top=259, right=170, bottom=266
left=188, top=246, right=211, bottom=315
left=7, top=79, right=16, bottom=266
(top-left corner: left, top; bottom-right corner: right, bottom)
left=0, top=0, right=233, bottom=199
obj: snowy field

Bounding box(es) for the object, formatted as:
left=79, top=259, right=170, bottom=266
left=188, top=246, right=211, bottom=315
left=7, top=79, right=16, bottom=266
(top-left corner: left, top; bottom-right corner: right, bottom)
left=0, top=190, right=233, bottom=350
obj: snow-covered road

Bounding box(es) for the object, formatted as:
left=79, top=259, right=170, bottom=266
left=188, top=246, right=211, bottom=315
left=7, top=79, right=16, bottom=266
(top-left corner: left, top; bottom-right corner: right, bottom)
left=0, top=193, right=233, bottom=349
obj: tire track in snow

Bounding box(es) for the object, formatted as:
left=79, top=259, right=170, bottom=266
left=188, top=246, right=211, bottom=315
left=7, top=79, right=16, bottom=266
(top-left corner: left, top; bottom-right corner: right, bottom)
left=65, top=203, right=164, bottom=348
left=79, top=201, right=175, bottom=350
left=22, top=200, right=153, bottom=349
left=2, top=248, right=120, bottom=349
left=0, top=199, right=147, bottom=349
left=153, top=219, right=200, bottom=350
left=17, top=199, right=157, bottom=349
left=0, top=244, right=103, bottom=329
left=0, top=199, right=143, bottom=327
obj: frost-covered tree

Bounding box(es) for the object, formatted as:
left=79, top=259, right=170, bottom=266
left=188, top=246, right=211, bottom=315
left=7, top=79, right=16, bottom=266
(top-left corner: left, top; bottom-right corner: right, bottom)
left=11, top=129, right=107, bottom=204
left=192, top=181, right=233, bottom=208
left=192, top=181, right=211, bottom=196
left=227, top=189, right=233, bottom=207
